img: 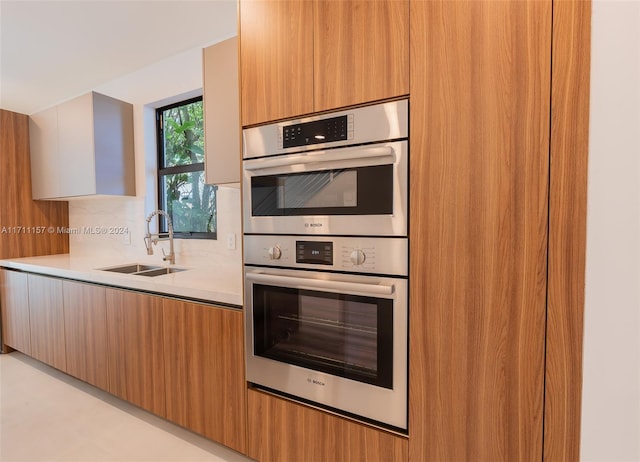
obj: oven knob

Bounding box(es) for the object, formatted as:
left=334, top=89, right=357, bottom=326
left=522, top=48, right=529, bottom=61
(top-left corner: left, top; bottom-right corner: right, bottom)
left=350, top=249, right=366, bottom=266
left=268, top=246, right=282, bottom=260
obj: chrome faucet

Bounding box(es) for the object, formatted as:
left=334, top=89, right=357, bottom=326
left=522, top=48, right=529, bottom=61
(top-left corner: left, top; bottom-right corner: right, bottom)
left=144, top=210, right=175, bottom=265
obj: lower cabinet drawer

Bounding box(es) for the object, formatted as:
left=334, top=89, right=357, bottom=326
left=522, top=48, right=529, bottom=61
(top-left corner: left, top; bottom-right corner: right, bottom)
left=247, top=388, right=408, bottom=462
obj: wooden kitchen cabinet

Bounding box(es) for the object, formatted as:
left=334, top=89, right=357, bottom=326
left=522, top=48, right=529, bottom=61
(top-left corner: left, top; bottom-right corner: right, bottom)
left=409, top=1, right=552, bottom=460
left=239, top=0, right=408, bottom=126
left=247, top=388, right=408, bottom=462
left=63, top=280, right=109, bottom=390
left=105, top=288, right=166, bottom=417
left=0, top=269, right=31, bottom=355
left=203, top=37, right=241, bottom=185
left=29, top=91, right=135, bottom=200
left=162, top=300, right=247, bottom=453
left=239, top=0, right=313, bottom=126
left=313, top=0, right=409, bottom=112
left=0, top=109, right=68, bottom=260
left=27, top=273, right=66, bottom=371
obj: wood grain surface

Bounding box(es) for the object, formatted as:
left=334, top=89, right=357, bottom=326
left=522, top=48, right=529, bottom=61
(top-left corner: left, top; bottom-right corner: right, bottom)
left=27, top=273, right=66, bottom=371
left=0, top=269, right=31, bottom=354
left=313, top=0, right=409, bottom=112
left=105, top=288, right=166, bottom=417
left=544, top=0, right=592, bottom=460
left=247, top=388, right=408, bottom=462
left=162, top=300, right=247, bottom=453
left=0, top=109, right=69, bottom=259
left=239, top=0, right=313, bottom=125
left=409, top=0, right=551, bottom=460
left=62, top=280, right=109, bottom=391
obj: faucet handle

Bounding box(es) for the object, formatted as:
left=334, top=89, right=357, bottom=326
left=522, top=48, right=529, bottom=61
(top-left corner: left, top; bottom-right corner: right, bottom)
left=161, top=247, right=175, bottom=264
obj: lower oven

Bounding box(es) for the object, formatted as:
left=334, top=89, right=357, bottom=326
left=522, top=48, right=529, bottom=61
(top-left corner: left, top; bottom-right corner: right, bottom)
left=244, top=235, right=408, bottom=431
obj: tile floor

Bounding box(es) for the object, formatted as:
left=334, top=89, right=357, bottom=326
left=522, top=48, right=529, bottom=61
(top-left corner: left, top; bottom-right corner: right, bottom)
left=0, top=352, right=253, bottom=462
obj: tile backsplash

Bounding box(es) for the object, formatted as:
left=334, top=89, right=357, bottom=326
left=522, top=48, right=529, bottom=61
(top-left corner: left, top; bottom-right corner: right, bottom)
left=68, top=186, right=242, bottom=275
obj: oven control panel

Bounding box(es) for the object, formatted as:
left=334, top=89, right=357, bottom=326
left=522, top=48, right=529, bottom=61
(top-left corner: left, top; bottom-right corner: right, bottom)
left=280, top=114, right=354, bottom=149
left=244, top=235, right=408, bottom=277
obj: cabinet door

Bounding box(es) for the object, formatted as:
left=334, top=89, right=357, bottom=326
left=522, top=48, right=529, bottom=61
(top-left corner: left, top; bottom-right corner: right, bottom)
left=27, top=274, right=66, bottom=370
left=63, top=280, right=108, bottom=390
left=313, top=0, right=409, bottom=112
left=163, top=300, right=247, bottom=453
left=409, top=0, right=551, bottom=460
left=203, top=37, right=240, bottom=185
left=29, top=106, right=61, bottom=200
left=240, top=0, right=313, bottom=125
left=57, top=92, right=96, bottom=197
left=247, top=389, right=408, bottom=462
left=106, top=288, right=165, bottom=417
left=0, top=270, right=31, bottom=354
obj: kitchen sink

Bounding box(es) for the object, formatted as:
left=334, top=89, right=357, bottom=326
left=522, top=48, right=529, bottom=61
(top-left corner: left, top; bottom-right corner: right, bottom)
left=99, top=263, right=188, bottom=277
left=135, top=267, right=188, bottom=277
left=101, top=263, right=161, bottom=274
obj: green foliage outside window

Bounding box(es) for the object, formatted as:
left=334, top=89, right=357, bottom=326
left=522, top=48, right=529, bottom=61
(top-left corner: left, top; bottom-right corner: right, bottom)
left=157, top=98, right=216, bottom=237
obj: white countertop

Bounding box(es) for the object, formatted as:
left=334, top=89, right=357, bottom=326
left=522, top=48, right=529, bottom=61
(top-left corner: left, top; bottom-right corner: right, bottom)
left=0, top=254, right=243, bottom=307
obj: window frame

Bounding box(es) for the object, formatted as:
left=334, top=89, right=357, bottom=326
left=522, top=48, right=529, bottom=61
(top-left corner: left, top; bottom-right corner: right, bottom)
left=156, top=96, right=217, bottom=240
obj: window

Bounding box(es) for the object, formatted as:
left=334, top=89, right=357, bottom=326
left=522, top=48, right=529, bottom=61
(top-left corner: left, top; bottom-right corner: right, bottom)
left=156, top=97, right=216, bottom=239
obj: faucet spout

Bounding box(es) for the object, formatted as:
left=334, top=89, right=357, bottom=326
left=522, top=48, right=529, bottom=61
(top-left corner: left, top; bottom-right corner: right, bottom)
left=144, top=210, right=175, bottom=265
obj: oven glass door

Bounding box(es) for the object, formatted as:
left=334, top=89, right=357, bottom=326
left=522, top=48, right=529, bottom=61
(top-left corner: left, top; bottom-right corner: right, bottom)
left=250, top=165, right=393, bottom=217
left=252, top=282, right=394, bottom=389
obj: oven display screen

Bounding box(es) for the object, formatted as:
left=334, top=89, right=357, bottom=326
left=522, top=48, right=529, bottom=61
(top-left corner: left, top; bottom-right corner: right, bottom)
left=296, top=241, right=333, bottom=265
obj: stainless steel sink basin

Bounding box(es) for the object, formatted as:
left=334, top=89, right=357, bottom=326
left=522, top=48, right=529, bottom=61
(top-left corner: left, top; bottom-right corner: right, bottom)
left=135, top=267, right=188, bottom=277
left=99, top=264, right=188, bottom=277
left=100, top=264, right=161, bottom=274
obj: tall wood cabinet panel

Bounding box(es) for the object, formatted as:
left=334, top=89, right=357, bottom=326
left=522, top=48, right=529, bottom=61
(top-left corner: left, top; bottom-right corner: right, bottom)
left=313, top=0, right=409, bottom=112
left=247, top=389, right=408, bottom=462
left=0, top=109, right=68, bottom=260
left=105, top=288, right=166, bottom=417
left=162, top=300, right=247, bottom=453
left=0, top=270, right=31, bottom=354
left=27, top=274, right=66, bottom=370
left=63, top=280, right=109, bottom=390
left=239, top=0, right=313, bottom=126
left=409, top=1, right=551, bottom=460
left=544, top=0, right=592, bottom=459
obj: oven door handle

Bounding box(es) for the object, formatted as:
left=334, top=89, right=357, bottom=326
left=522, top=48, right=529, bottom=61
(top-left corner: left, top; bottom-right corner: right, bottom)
left=245, top=272, right=395, bottom=296
left=243, top=145, right=394, bottom=173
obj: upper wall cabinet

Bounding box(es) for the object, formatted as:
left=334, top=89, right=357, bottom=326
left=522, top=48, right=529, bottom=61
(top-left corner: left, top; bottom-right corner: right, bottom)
left=313, top=0, right=409, bottom=113
left=239, top=0, right=409, bottom=126
left=203, top=37, right=241, bottom=185
left=240, top=0, right=314, bottom=126
left=29, top=91, right=135, bottom=200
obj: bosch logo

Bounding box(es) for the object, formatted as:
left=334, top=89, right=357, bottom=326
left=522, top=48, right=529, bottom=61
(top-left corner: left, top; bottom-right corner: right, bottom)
left=304, top=223, right=323, bottom=228
left=307, top=378, right=326, bottom=387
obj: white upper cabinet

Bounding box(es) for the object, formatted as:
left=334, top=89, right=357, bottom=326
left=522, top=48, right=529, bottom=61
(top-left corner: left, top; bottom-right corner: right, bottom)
left=203, top=37, right=240, bottom=186
left=29, top=92, right=135, bottom=200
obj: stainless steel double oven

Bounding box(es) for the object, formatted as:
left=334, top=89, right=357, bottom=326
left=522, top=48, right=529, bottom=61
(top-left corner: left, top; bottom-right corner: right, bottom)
left=242, top=99, right=409, bottom=431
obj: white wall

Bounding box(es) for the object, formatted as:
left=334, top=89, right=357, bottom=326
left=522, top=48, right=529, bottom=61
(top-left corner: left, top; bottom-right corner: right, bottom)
left=68, top=41, right=242, bottom=278
left=581, top=1, right=640, bottom=460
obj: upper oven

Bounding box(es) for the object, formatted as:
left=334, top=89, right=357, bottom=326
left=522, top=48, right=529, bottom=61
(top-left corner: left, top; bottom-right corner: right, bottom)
left=242, top=99, right=408, bottom=236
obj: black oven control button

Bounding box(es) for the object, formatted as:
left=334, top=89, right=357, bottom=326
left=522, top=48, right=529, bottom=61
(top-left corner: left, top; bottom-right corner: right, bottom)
left=349, top=249, right=367, bottom=266
left=268, top=246, right=282, bottom=260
